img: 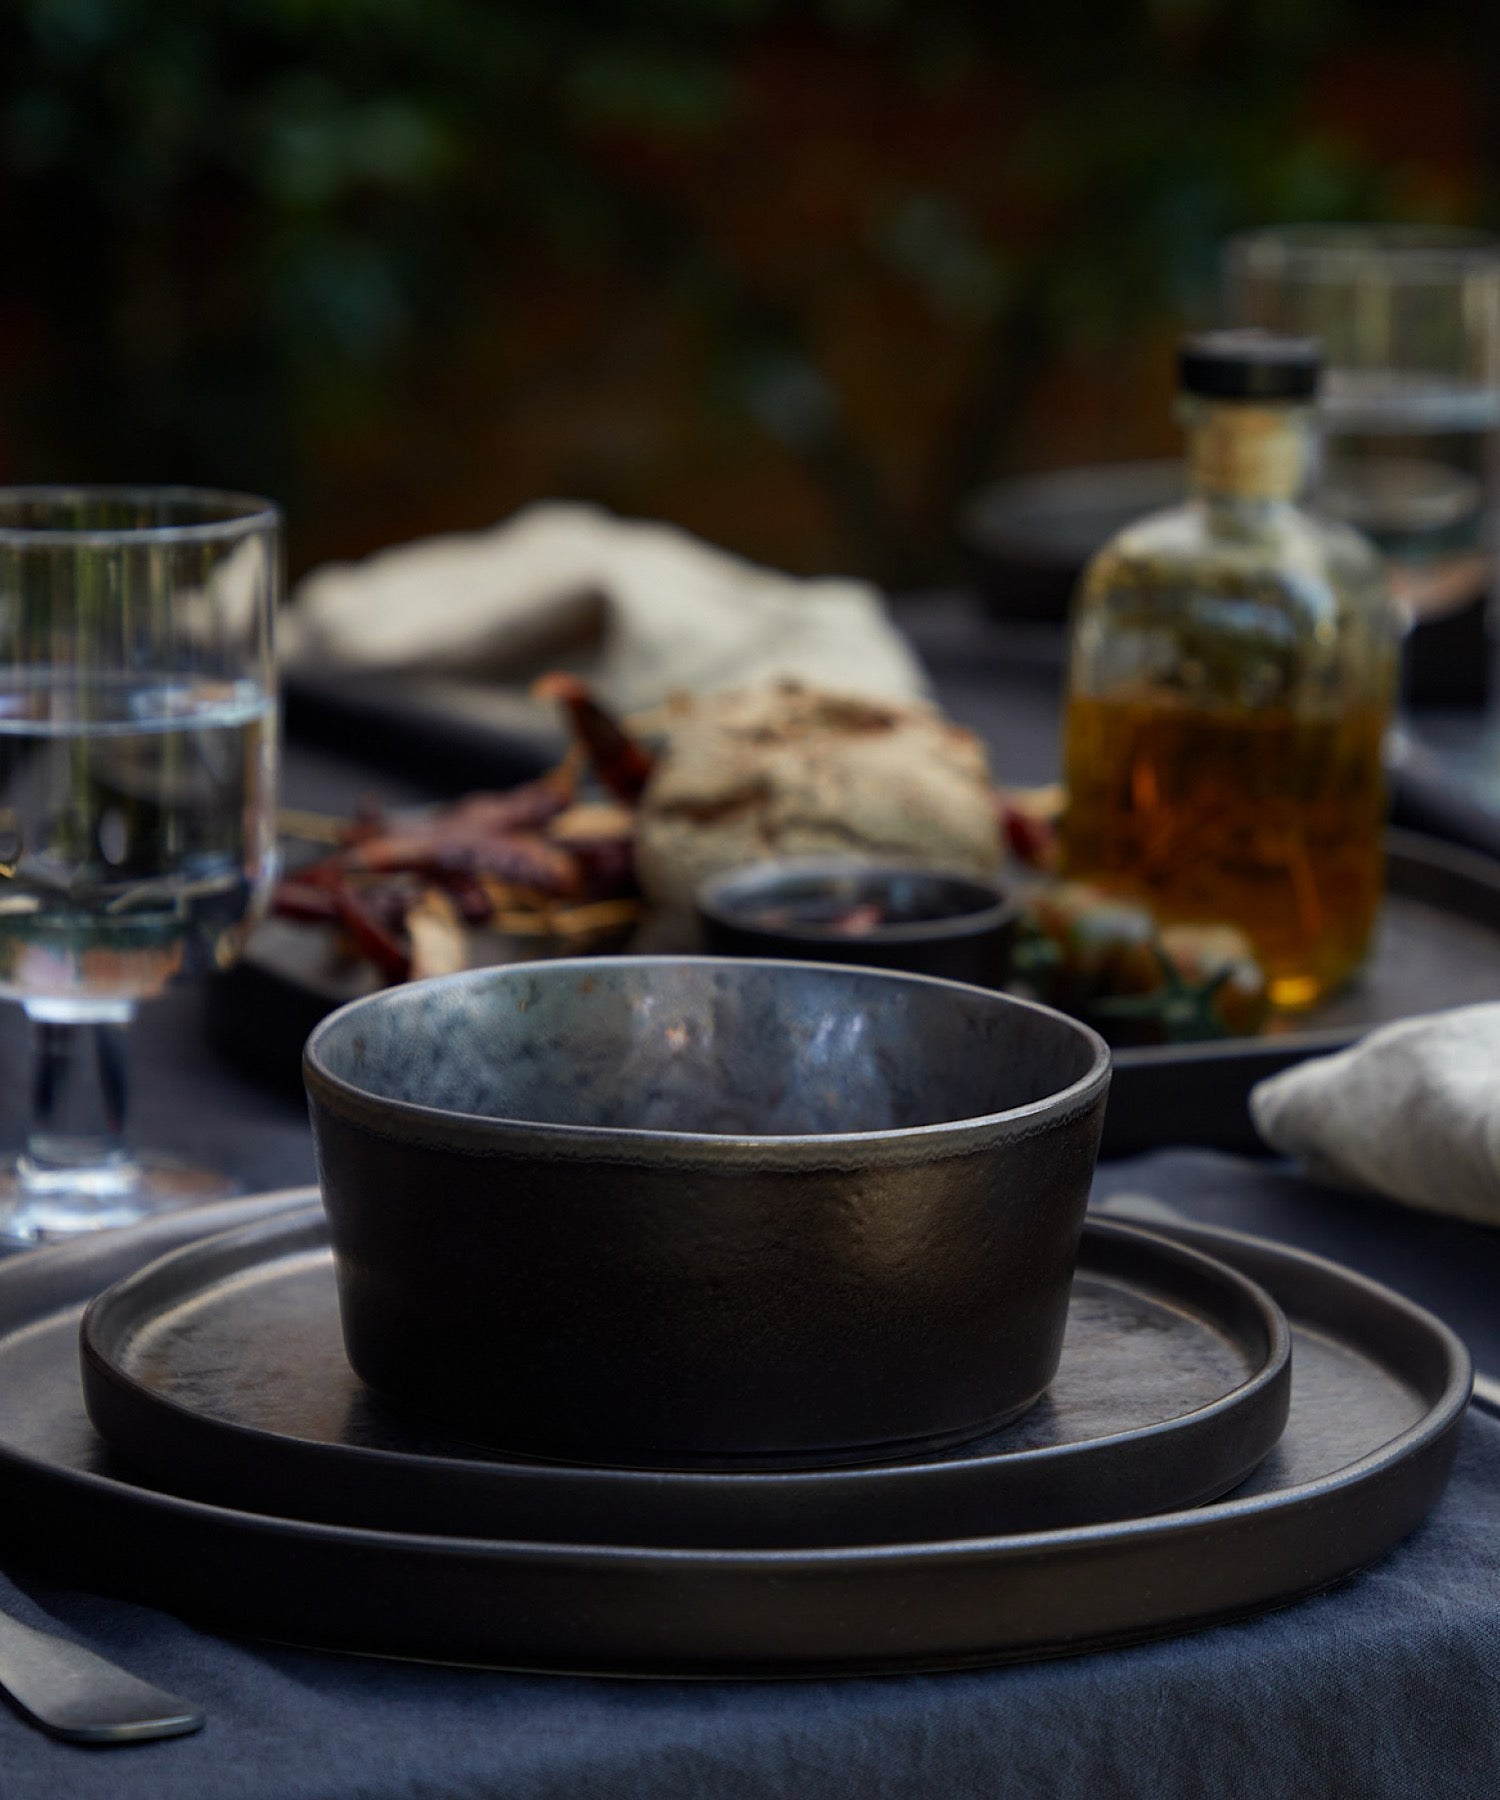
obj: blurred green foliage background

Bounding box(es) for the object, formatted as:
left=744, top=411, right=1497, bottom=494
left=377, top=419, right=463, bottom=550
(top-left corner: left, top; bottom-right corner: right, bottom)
left=1, top=0, right=1493, bottom=580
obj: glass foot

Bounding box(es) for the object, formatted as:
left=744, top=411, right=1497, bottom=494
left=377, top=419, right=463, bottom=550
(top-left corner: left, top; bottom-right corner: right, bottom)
left=0, top=1154, right=239, bottom=1247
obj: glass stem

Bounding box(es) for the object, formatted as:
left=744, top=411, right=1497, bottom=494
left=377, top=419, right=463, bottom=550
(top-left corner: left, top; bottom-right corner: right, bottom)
left=20, top=1005, right=137, bottom=1194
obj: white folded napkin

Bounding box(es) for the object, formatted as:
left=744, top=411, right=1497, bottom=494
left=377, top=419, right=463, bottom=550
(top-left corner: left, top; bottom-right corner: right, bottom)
left=1250, top=1003, right=1500, bottom=1224
left=280, top=501, right=927, bottom=715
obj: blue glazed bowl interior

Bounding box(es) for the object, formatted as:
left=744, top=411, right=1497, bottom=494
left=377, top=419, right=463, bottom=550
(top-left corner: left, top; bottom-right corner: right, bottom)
left=308, top=957, right=1105, bottom=1140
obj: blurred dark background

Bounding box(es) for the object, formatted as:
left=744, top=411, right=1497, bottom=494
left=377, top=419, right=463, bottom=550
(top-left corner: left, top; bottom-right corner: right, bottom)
left=1, top=0, right=1494, bottom=584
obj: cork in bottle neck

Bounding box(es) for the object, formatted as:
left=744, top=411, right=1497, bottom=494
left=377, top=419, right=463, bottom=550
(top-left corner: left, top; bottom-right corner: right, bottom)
left=1179, top=396, right=1313, bottom=505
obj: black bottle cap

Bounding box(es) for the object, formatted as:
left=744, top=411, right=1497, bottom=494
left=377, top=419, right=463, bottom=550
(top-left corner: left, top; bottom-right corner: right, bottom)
left=1179, top=329, right=1322, bottom=402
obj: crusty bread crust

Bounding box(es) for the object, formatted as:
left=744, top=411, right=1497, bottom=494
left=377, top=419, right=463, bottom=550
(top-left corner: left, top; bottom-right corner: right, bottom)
left=634, top=682, right=1001, bottom=906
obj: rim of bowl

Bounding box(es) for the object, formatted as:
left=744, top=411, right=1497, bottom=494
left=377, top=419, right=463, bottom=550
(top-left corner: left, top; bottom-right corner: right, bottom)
left=303, top=954, right=1111, bottom=1164
left=0, top=485, right=281, bottom=548
left=695, top=858, right=1020, bottom=947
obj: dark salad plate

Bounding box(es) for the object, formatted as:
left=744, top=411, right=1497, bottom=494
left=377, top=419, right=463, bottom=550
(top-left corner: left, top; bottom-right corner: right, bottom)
left=79, top=1209, right=1291, bottom=1548
left=0, top=1193, right=1468, bottom=1676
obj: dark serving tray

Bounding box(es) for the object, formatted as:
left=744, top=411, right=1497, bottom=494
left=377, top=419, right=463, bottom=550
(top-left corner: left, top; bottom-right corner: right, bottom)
left=209, top=829, right=1500, bottom=1159
left=78, top=1209, right=1291, bottom=1548
left=1104, top=829, right=1500, bottom=1155
left=0, top=1193, right=1468, bottom=1677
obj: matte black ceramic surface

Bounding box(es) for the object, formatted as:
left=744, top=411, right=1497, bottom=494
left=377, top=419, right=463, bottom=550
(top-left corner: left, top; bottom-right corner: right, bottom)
left=303, top=957, right=1112, bottom=1467
left=79, top=1210, right=1291, bottom=1546
left=0, top=1194, right=1468, bottom=1676
left=695, top=859, right=1019, bottom=987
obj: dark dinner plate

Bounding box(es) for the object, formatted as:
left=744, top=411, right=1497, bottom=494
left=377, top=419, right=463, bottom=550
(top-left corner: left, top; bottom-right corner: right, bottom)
left=78, top=1209, right=1291, bottom=1547
left=0, top=1193, right=1467, bottom=1676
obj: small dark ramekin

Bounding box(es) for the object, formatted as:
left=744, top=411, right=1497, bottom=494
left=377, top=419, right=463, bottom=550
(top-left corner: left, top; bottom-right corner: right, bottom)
left=304, top=955, right=1110, bottom=1470
left=696, top=858, right=1019, bottom=988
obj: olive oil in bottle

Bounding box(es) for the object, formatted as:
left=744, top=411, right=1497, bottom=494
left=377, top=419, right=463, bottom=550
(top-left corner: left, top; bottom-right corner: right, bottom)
left=1061, top=331, right=1399, bottom=1009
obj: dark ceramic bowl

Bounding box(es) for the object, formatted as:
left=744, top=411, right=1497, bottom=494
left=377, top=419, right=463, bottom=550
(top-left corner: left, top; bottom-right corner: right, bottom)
left=304, top=956, right=1111, bottom=1470
left=696, top=858, right=1019, bottom=988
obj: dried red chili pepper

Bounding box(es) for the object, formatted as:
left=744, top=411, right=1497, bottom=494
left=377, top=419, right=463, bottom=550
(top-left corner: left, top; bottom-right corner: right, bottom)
left=568, top=835, right=636, bottom=899
left=330, top=883, right=411, bottom=982
left=271, top=881, right=342, bottom=924
left=439, top=770, right=576, bottom=835
left=533, top=673, right=655, bottom=803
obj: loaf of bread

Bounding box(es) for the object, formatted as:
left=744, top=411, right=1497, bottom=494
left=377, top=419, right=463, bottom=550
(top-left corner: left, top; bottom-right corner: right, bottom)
left=634, top=682, right=1001, bottom=906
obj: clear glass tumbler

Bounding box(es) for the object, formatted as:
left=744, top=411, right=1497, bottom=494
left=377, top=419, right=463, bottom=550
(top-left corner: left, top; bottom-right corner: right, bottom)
left=1224, top=225, right=1500, bottom=632
left=0, top=488, right=279, bottom=1243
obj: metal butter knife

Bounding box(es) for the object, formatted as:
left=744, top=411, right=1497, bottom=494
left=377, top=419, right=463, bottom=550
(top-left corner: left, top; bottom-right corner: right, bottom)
left=0, top=1605, right=203, bottom=1744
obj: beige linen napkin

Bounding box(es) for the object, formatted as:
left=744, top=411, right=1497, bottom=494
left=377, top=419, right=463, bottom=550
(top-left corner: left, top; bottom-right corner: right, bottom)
left=1250, top=1002, right=1500, bottom=1224
left=280, top=501, right=927, bottom=715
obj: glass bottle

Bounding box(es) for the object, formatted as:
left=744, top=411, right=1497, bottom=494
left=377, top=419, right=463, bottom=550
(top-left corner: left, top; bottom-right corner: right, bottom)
left=1060, top=331, right=1399, bottom=1010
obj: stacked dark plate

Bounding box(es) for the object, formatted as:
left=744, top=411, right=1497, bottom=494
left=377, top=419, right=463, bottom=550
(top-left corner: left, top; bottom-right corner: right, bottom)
left=0, top=959, right=1470, bottom=1676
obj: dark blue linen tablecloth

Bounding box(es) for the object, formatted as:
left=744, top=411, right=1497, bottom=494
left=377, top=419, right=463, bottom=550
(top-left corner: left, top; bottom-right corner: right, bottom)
left=0, top=1148, right=1496, bottom=1799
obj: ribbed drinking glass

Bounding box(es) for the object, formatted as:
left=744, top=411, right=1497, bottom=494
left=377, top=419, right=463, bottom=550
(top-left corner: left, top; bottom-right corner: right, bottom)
left=0, top=488, right=279, bottom=1243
